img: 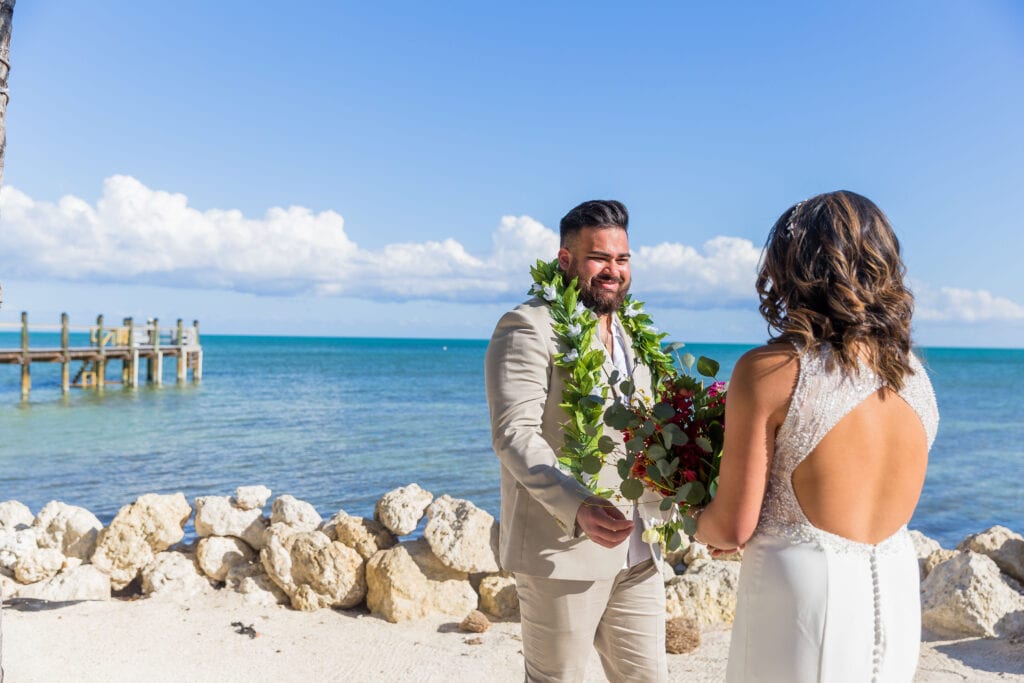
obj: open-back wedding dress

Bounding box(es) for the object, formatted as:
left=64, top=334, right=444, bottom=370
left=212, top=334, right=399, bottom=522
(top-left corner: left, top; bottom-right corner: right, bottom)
left=726, top=346, right=939, bottom=683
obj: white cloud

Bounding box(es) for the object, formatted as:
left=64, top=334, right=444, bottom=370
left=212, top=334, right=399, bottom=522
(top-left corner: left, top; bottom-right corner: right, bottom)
left=3, top=176, right=1021, bottom=323
left=915, top=285, right=1024, bottom=322
left=0, top=176, right=762, bottom=307
left=633, top=236, right=762, bottom=307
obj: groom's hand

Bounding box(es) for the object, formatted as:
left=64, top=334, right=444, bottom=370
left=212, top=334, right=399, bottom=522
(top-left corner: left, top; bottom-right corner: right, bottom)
left=575, top=496, right=634, bottom=548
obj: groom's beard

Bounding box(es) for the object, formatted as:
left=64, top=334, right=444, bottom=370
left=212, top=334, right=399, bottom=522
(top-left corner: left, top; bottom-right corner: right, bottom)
left=567, top=265, right=630, bottom=315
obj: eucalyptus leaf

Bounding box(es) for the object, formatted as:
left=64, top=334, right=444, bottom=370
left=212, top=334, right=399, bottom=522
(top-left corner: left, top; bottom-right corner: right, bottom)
left=638, top=420, right=656, bottom=437
left=598, top=435, right=616, bottom=454
left=681, top=516, right=696, bottom=537
left=695, top=436, right=713, bottom=453
left=619, top=379, right=635, bottom=395
left=682, top=352, right=696, bottom=369
left=685, top=482, right=706, bottom=505
left=670, top=529, right=683, bottom=550
left=617, top=459, right=632, bottom=480
left=647, top=443, right=667, bottom=460
left=660, top=497, right=675, bottom=512
left=582, top=455, right=603, bottom=475
left=696, top=356, right=720, bottom=378
left=662, top=423, right=687, bottom=446
left=604, top=404, right=634, bottom=430
left=626, top=435, right=647, bottom=453
left=652, top=402, right=676, bottom=421
left=620, top=478, right=644, bottom=500
left=664, top=341, right=686, bottom=353
left=657, top=458, right=673, bottom=476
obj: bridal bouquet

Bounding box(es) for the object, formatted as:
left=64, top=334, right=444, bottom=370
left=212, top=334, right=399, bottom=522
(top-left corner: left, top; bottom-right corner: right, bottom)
left=604, top=349, right=727, bottom=550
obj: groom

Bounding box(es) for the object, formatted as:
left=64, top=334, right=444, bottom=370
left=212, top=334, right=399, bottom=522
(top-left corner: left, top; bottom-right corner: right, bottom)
left=485, top=200, right=668, bottom=682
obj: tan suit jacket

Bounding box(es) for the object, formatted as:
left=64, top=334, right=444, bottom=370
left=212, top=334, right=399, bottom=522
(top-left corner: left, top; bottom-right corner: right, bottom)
left=485, top=297, right=665, bottom=580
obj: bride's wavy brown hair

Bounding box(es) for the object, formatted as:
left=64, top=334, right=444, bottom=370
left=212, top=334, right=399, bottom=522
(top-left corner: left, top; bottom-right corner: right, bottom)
left=756, top=191, right=915, bottom=390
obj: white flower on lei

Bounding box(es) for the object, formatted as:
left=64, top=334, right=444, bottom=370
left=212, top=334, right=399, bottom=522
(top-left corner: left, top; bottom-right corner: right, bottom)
left=563, top=349, right=579, bottom=363
left=567, top=323, right=582, bottom=338
left=623, top=302, right=643, bottom=318
left=542, top=284, right=557, bottom=302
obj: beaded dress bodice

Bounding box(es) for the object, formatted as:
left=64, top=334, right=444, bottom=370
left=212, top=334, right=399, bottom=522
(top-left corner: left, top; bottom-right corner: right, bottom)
left=755, top=344, right=939, bottom=553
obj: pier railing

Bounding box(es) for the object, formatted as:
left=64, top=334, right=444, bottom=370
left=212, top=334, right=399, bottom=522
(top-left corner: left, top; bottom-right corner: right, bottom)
left=0, top=312, right=203, bottom=399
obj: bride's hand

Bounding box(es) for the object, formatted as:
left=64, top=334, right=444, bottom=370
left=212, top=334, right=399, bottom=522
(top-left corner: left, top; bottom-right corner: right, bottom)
left=708, top=544, right=744, bottom=558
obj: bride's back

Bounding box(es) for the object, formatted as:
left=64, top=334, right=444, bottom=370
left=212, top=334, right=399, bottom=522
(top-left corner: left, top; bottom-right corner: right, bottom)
left=790, top=386, right=929, bottom=544
left=754, top=190, right=932, bottom=545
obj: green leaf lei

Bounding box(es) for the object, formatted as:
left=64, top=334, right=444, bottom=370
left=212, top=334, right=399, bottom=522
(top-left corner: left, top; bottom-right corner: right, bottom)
left=529, top=258, right=677, bottom=497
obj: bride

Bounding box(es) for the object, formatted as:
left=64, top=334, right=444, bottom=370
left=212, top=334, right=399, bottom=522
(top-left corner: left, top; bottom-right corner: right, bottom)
left=693, top=191, right=939, bottom=682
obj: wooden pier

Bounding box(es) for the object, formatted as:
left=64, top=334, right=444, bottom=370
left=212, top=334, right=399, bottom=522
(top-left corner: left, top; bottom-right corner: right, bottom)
left=0, top=312, right=203, bottom=399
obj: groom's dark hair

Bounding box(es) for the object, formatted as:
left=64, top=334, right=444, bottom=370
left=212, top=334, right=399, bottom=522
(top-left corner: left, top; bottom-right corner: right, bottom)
left=559, top=200, right=629, bottom=246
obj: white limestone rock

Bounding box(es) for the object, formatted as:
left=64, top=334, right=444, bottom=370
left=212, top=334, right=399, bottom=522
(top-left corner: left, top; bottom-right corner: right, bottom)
left=91, top=493, right=192, bottom=590
left=260, top=525, right=366, bottom=611
left=13, top=547, right=66, bottom=584
left=226, top=560, right=290, bottom=606
left=0, top=501, right=34, bottom=531
left=13, top=564, right=111, bottom=601
left=365, top=538, right=477, bottom=623
left=910, top=529, right=943, bottom=558
left=233, top=485, right=272, bottom=511
left=683, top=542, right=712, bottom=566
left=335, top=516, right=397, bottom=560
left=270, top=495, right=323, bottom=532
left=424, top=495, right=500, bottom=573
left=958, top=526, right=1024, bottom=584
left=923, top=549, right=960, bottom=581
left=32, top=501, right=103, bottom=561
left=141, top=551, right=214, bottom=599
left=665, top=559, right=742, bottom=627
left=478, top=572, right=519, bottom=619
left=319, top=509, right=349, bottom=541
left=193, top=495, right=268, bottom=550
left=910, top=529, right=945, bottom=579
left=0, top=527, right=39, bottom=574
left=374, top=484, right=433, bottom=536
left=921, top=550, right=1024, bottom=638
left=196, top=536, right=257, bottom=582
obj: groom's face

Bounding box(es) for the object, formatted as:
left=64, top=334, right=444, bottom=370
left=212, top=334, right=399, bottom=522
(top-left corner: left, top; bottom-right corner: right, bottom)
left=558, top=226, right=631, bottom=315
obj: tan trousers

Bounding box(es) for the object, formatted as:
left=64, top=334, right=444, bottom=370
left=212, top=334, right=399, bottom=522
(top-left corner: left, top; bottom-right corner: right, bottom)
left=515, top=559, right=668, bottom=683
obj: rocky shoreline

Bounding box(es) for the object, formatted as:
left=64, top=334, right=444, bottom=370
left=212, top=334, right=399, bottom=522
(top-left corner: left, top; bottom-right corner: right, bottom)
left=2, top=484, right=1023, bottom=644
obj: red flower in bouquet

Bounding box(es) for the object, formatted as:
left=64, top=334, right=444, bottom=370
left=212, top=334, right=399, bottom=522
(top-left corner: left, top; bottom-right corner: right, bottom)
left=605, top=354, right=727, bottom=550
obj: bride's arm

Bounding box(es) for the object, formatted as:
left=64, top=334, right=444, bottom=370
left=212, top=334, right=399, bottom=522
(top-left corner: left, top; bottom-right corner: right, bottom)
left=694, top=346, right=796, bottom=550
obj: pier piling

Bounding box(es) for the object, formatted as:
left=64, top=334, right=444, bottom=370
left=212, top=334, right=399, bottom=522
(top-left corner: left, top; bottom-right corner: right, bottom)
left=1, top=312, right=203, bottom=400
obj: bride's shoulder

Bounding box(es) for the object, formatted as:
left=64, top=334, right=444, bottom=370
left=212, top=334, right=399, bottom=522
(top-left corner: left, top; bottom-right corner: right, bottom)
left=735, top=343, right=800, bottom=377
left=731, top=343, right=800, bottom=412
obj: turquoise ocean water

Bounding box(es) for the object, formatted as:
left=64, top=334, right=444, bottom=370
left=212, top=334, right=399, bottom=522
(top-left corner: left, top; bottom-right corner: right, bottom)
left=0, top=334, right=1020, bottom=549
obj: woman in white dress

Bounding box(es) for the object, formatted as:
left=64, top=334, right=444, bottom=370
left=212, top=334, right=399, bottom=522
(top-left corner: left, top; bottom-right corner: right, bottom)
left=693, top=191, right=939, bottom=682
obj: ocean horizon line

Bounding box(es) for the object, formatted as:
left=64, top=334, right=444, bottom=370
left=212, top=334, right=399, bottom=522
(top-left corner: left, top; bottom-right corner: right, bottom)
left=2, top=328, right=1023, bottom=352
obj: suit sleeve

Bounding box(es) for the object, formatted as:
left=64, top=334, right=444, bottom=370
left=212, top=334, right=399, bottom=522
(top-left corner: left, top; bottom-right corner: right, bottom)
left=485, top=307, right=591, bottom=534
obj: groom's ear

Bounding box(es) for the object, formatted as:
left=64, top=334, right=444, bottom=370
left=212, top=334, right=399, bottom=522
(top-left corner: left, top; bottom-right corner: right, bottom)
left=557, top=247, right=571, bottom=271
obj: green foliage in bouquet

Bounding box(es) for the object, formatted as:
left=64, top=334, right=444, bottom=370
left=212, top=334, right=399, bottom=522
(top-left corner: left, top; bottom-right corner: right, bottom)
left=604, top=346, right=727, bottom=551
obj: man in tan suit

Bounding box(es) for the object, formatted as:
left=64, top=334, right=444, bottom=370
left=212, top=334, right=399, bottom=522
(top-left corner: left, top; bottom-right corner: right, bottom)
left=485, top=200, right=668, bottom=682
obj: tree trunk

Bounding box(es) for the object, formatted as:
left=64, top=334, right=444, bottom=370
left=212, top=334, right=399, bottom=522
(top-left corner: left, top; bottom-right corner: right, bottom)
left=0, top=1, right=14, bottom=677
left=0, top=0, right=14, bottom=186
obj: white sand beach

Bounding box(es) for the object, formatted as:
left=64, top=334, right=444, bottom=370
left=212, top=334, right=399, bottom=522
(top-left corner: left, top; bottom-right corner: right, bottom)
left=3, top=591, right=1022, bottom=682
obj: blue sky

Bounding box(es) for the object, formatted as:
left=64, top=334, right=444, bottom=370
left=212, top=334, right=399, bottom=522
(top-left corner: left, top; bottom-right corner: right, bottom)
left=1, top=2, right=1022, bottom=346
